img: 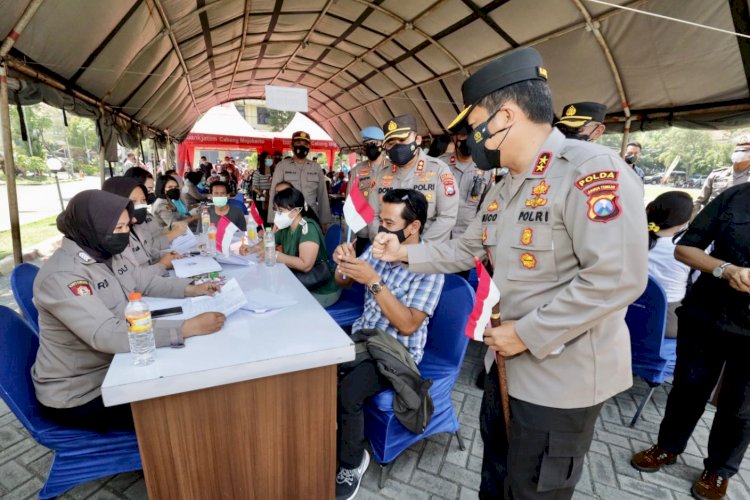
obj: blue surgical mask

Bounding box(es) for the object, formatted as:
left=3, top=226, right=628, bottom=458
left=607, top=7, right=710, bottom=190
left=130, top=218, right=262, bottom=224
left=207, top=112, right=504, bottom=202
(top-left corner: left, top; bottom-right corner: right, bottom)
left=265, top=158, right=273, bottom=167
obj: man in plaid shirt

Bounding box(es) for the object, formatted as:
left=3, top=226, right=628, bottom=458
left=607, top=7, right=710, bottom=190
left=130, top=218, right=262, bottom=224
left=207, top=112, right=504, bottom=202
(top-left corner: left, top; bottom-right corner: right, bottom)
left=332, top=189, right=445, bottom=500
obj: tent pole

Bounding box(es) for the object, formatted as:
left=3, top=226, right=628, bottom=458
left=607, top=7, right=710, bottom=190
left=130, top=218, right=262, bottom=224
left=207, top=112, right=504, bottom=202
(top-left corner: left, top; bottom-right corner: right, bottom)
left=621, top=117, right=632, bottom=157
left=98, top=142, right=105, bottom=186
left=0, top=62, right=23, bottom=264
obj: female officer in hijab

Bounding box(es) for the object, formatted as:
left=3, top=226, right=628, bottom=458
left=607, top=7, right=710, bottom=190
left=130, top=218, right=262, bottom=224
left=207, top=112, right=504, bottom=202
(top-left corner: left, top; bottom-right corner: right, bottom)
left=102, top=177, right=184, bottom=275
left=32, top=190, right=225, bottom=430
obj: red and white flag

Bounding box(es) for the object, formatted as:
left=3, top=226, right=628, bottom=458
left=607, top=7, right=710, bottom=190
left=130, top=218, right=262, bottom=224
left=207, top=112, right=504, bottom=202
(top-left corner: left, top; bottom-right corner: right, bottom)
left=249, top=200, right=264, bottom=228
left=216, top=215, right=239, bottom=255
left=465, top=257, right=501, bottom=341
left=343, top=176, right=375, bottom=233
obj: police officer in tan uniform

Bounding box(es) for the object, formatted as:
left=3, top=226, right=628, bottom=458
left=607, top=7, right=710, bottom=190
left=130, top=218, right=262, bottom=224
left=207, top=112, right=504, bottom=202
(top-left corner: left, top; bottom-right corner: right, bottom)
left=32, top=190, right=224, bottom=430
left=694, top=135, right=750, bottom=215
left=554, top=101, right=607, bottom=142
left=438, top=127, right=493, bottom=239
left=368, top=115, right=458, bottom=242
left=269, top=130, right=332, bottom=227
left=348, top=126, right=390, bottom=254
left=372, top=48, right=648, bottom=499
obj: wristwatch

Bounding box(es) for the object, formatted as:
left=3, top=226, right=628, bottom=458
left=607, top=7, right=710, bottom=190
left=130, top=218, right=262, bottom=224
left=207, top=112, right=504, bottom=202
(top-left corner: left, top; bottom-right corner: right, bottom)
left=712, top=262, right=733, bottom=279
left=368, top=280, right=386, bottom=295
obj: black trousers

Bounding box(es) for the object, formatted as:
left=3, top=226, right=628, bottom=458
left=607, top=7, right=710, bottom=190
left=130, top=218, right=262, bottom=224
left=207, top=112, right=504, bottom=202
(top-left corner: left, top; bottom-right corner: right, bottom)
left=337, top=359, right=390, bottom=469
left=41, top=396, right=135, bottom=432
left=657, top=307, right=750, bottom=477
left=479, top=363, right=602, bottom=499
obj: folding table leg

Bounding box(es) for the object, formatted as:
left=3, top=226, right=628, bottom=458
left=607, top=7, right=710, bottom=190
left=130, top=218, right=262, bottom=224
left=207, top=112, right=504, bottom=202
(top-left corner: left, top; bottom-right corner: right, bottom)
left=454, top=431, right=466, bottom=451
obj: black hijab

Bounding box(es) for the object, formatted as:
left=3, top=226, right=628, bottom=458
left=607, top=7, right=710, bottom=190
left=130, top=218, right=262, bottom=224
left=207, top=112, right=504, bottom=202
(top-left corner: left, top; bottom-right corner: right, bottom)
left=102, top=176, right=146, bottom=200
left=57, top=190, right=133, bottom=263
left=186, top=171, right=203, bottom=186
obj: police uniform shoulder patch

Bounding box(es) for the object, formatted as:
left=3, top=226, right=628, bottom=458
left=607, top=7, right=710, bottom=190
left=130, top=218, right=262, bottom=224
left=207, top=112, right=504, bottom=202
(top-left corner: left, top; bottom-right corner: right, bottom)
left=68, top=280, right=93, bottom=296
left=533, top=151, right=552, bottom=175
left=440, top=173, right=456, bottom=196
left=586, top=188, right=621, bottom=223
left=575, top=170, right=619, bottom=190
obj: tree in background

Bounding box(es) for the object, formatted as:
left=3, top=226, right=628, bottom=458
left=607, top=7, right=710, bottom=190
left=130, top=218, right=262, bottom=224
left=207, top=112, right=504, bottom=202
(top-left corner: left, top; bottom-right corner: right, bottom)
left=267, top=110, right=295, bottom=131
left=599, top=127, right=743, bottom=176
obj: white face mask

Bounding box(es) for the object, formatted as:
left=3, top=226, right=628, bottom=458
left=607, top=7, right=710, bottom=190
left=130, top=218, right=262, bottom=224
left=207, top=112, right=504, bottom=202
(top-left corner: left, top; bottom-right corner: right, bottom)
left=212, top=196, right=228, bottom=208
left=274, top=209, right=299, bottom=229
left=731, top=151, right=750, bottom=165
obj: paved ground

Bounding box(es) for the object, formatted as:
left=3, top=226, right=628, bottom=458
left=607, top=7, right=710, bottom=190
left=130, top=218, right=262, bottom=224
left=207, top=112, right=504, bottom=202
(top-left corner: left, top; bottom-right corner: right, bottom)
left=2, top=289, right=750, bottom=499
left=0, top=176, right=101, bottom=231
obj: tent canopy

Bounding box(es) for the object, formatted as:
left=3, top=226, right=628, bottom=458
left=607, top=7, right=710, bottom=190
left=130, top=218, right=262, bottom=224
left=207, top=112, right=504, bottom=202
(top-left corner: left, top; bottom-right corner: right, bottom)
left=190, top=103, right=258, bottom=136
left=2, top=0, right=750, bottom=147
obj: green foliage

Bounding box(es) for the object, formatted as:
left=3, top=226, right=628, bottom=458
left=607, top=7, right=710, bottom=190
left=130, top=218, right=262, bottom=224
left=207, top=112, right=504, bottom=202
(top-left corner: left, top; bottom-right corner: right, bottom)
left=14, top=152, right=48, bottom=176
left=599, top=127, right=745, bottom=176
left=267, top=110, right=295, bottom=131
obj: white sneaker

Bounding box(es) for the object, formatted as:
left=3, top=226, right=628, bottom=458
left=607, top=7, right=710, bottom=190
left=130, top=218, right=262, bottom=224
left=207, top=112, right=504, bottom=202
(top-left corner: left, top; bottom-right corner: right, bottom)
left=335, top=450, right=370, bottom=500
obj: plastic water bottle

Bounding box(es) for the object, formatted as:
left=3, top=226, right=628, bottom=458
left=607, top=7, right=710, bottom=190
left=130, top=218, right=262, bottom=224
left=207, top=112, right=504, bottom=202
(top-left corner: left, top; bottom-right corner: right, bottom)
left=201, top=205, right=210, bottom=235
left=207, top=223, right=217, bottom=256
left=124, top=292, right=155, bottom=366
left=264, top=228, right=276, bottom=266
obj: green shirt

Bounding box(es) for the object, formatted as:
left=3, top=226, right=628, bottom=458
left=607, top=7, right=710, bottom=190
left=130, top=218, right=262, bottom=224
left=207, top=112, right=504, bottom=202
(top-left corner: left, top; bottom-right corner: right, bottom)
left=274, top=217, right=339, bottom=295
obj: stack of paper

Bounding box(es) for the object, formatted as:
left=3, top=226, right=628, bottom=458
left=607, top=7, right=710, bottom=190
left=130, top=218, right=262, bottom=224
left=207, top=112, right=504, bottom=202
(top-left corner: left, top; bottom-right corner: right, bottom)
left=185, top=279, right=247, bottom=317
left=173, top=255, right=222, bottom=278
left=170, top=228, right=198, bottom=254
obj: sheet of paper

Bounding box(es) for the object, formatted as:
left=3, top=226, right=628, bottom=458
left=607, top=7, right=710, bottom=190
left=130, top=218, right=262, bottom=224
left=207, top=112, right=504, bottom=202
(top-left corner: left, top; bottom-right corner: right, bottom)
left=170, top=227, right=198, bottom=254
left=172, top=255, right=222, bottom=278
left=215, top=253, right=255, bottom=267
left=241, top=288, right=297, bottom=313
left=185, top=278, right=247, bottom=317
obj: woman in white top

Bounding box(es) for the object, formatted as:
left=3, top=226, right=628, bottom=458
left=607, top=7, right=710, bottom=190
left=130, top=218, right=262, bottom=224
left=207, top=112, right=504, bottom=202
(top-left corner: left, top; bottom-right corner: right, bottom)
left=646, top=191, right=693, bottom=338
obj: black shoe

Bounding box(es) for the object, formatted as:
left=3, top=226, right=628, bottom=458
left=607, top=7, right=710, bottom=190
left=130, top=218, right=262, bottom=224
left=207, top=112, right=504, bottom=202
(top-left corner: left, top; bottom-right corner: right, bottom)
left=335, top=450, right=370, bottom=500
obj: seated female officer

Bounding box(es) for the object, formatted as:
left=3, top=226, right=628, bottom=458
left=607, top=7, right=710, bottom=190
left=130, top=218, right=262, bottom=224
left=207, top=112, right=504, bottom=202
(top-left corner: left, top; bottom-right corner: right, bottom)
left=102, top=177, right=184, bottom=274
left=152, top=174, right=199, bottom=229
left=182, top=171, right=207, bottom=207
left=32, top=190, right=225, bottom=430
left=242, top=186, right=340, bottom=306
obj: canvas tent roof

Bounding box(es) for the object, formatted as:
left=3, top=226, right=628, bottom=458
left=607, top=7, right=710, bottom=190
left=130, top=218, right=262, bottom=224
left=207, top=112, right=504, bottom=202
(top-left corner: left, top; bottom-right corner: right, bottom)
left=3, top=0, right=750, bottom=149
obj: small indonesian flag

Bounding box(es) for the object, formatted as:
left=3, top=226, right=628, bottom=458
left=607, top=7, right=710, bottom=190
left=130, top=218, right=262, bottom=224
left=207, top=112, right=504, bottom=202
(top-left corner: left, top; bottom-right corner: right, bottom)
left=216, top=215, right=239, bottom=256
left=249, top=200, right=264, bottom=228
left=343, top=176, right=375, bottom=233
left=465, top=257, right=501, bottom=341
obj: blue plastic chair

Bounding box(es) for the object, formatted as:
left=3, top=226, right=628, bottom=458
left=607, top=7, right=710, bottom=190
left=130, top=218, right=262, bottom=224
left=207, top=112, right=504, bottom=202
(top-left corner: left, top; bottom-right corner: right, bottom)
left=325, top=283, right=365, bottom=328
left=10, top=263, right=40, bottom=333
left=227, top=197, right=248, bottom=215
left=324, top=223, right=341, bottom=264
left=626, top=275, right=675, bottom=427
left=0, top=306, right=142, bottom=499
left=364, top=274, right=474, bottom=487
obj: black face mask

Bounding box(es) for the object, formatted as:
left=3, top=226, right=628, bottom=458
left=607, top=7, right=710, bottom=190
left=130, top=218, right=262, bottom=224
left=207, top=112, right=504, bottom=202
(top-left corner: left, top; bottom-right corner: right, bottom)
left=365, top=143, right=383, bottom=162
left=146, top=192, right=156, bottom=205
left=456, top=139, right=471, bottom=157
left=387, top=142, right=417, bottom=166
left=294, top=146, right=309, bottom=159
left=624, top=154, right=637, bottom=165
left=99, top=232, right=130, bottom=257
left=468, top=112, right=512, bottom=171
left=378, top=225, right=408, bottom=243
left=166, top=188, right=181, bottom=200
left=132, top=207, right=148, bottom=225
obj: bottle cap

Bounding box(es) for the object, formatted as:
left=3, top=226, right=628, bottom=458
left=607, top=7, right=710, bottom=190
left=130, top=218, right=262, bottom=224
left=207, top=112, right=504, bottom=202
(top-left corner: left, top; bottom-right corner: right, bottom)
left=129, top=292, right=142, bottom=301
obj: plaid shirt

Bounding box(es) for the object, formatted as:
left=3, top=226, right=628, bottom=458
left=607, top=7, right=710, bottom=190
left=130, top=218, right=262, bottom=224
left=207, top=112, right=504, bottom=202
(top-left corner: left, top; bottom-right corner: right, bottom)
left=352, top=247, right=444, bottom=364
